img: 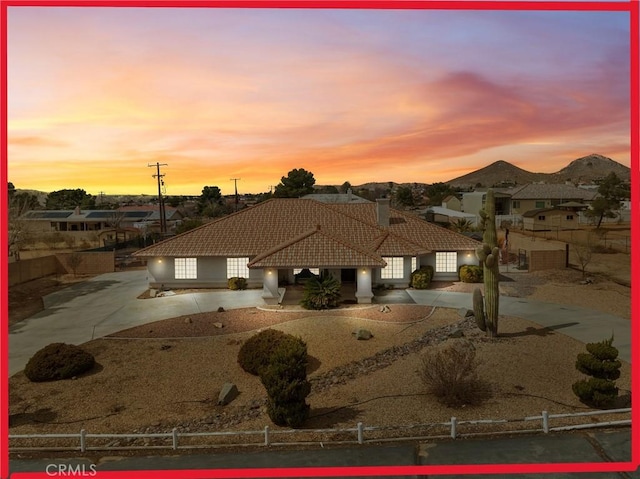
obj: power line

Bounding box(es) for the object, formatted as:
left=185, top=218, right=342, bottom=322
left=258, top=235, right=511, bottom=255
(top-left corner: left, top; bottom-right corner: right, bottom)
left=148, top=163, right=168, bottom=234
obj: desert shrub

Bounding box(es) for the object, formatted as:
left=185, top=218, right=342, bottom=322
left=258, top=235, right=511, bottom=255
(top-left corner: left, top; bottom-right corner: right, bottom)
left=410, top=266, right=434, bottom=289
left=591, top=244, right=617, bottom=254
left=228, top=277, right=247, bottom=290
left=260, top=337, right=310, bottom=427
left=300, top=273, right=341, bottom=310
left=237, top=329, right=305, bottom=376
left=572, top=336, right=621, bottom=408
left=418, top=339, right=491, bottom=407
left=459, top=265, right=483, bottom=283
left=24, top=343, right=95, bottom=382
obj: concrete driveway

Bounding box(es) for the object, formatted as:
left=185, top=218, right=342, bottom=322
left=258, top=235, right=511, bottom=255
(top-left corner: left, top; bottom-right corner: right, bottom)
left=9, top=271, right=631, bottom=376
left=9, top=270, right=264, bottom=376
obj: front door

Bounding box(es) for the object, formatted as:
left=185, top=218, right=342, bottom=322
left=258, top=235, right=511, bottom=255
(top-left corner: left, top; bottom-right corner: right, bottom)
left=341, top=268, right=356, bottom=283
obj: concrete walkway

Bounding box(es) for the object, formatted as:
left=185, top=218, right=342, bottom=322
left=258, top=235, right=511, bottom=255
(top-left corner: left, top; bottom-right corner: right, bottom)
left=9, top=271, right=631, bottom=376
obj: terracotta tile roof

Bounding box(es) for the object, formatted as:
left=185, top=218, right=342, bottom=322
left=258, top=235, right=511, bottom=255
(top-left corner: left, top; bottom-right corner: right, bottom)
left=133, top=198, right=481, bottom=260
left=247, top=225, right=386, bottom=268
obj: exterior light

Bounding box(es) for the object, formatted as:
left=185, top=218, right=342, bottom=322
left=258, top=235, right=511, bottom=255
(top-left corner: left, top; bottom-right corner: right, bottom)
left=158, top=259, right=163, bottom=263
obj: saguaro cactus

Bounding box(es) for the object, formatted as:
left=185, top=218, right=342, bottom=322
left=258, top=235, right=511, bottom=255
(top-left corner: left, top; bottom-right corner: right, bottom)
left=473, top=189, right=500, bottom=337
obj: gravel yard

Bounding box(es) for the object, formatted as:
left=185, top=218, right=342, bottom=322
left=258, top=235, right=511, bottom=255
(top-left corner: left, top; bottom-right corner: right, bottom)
left=9, top=266, right=631, bottom=446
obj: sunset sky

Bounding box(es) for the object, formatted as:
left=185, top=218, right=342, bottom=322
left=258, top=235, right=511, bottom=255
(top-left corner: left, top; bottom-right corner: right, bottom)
left=7, top=5, right=632, bottom=196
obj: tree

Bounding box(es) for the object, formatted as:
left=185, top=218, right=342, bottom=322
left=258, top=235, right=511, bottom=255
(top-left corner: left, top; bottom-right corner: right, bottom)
left=66, top=252, right=84, bottom=277
left=46, top=189, right=95, bottom=209
left=175, top=218, right=203, bottom=235
left=572, top=336, right=621, bottom=408
left=425, top=182, right=456, bottom=207
left=198, top=186, right=229, bottom=218
left=314, top=185, right=339, bottom=195
left=339, top=181, right=352, bottom=194
left=273, top=168, right=315, bottom=198
left=394, top=186, right=414, bottom=207
left=573, top=231, right=595, bottom=278
left=584, top=172, right=629, bottom=228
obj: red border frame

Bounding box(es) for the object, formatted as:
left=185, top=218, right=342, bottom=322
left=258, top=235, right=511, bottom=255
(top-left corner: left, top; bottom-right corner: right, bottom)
left=1, top=1, right=637, bottom=478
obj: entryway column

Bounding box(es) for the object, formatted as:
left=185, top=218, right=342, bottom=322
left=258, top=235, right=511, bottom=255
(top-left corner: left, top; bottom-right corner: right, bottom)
left=262, top=268, right=280, bottom=305
left=355, top=267, right=373, bottom=304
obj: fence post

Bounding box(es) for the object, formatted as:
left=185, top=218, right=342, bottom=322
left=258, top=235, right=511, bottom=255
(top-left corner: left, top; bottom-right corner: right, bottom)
left=172, top=428, right=178, bottom=450
left=264, top=426, right=270, bottom=446
left=542, top=411, right=549, bottom=434
left=80, top=429, right=87, bottom=452
left=450, top=417, right=457, bottom=439
left=357, top=422, right=364, bottom=445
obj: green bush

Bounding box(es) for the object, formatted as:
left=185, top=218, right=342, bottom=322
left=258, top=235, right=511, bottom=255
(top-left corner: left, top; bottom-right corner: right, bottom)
left=260, top=337, right=311, bottom=427
left=459, top=265, right=483, bottom=283
left=294, top=268, right=319, bottom=285
left=237, top=329, right=305, bottom=376
left=572, top=336, right=621, bottom=408
left=228, top=277, right=247, bottom=290
left=24, top=343, right=95, bottom=382
left=300, top=273, right=341, bottom=310
left=410, top=266, right=434, bottom=289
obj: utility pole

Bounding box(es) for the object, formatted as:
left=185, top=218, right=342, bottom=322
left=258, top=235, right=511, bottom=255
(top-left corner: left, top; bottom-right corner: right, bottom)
left=230, top=178, right=241, bottom=212
left=148, top=163, right=168, bottom=234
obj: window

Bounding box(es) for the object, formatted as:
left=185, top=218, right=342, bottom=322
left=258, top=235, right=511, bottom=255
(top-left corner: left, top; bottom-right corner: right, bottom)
left=566, top=215, right=574, bottom=220
left=512, top=201, right=520, bottom=209
left=381, top=257, right=404, bottom=279
left=411, top=257, right=417, bottom=272
left=175, top=258, right=197, bottom=279
left=227, top=257, right=249, bottom=279
left=435, top=252, right=457, bottom=273
left=294, top=268, right=320, bottom=275
left=535, top=201, right=546, bottom=208
left=538, top=215, right=546, bottom=221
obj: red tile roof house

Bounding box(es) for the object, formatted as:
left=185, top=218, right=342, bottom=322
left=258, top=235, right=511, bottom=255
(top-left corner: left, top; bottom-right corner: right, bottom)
left=132, top=198, right=481, bottom=305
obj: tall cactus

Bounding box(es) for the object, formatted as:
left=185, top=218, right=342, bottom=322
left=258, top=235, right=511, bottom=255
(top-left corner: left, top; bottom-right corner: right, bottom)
left=473, top=189, right=500, bottom=337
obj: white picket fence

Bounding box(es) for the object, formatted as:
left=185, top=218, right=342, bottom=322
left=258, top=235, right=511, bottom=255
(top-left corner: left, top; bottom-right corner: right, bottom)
left=9, top=408, right=631, bottom=452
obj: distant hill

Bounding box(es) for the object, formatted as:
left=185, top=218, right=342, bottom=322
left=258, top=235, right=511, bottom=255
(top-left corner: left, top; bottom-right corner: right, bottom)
left=446, top=154, right=630, bottom=188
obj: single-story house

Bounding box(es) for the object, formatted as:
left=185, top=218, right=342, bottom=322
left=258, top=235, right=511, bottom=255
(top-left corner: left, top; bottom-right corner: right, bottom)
left=133, top=198, right=482, bottom=304
left=508, top=184, right=597, bottom=215
left=522, top=208, right=581, bottom=231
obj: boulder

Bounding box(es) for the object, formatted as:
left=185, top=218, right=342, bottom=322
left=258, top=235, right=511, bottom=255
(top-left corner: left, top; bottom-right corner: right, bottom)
left=448, top=328, right=465, bottom=339
left=379, top=305, right=391, bottom=313
left=458, top=308, right=474, bottom=318
left=353, top=329, right=373, bottom=340
left=213, top=322, right=224, bottom=329
left=217, top=383, right=239, bottom=406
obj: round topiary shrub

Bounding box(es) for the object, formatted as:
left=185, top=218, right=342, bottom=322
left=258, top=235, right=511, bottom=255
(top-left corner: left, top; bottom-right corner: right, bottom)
left=410, top=266, right=434, bottom=289
left=24, top=343, right=95, bottom=382
left=572, top=336, right=621, bottom=408
left=228, top=277, right=247, bottom=290
left=238, top=329, right=305, bottom=376
left=459, top=265, right=483, bottom=283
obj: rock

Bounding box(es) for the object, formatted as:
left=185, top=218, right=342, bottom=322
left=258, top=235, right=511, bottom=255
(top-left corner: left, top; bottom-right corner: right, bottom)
left=458, top=308, right=474, bottom=318
left=184, top=317, right=192, bottom=324
left=213, top=322, right=224, bottom=329
left=354, top=328, right=373, bottom=340
left=160, top=344, right=172, bottom=351
left=217, top=307, right=225, bottom=313
left=448, top=328, right=465, bottom=339
left=379, top=305, right=391, bottom=313
left=217, top=383, right=239, bottom=406
left=149, top=289, right=157, bottom=298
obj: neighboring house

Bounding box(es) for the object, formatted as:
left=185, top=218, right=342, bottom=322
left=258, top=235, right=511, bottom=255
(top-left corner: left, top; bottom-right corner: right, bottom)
left=21, top=206, right=182, bottom=236
left=302, top=189, right=370, bottom=204
left=132, top=198, right=481, bottom=304
left=422, top=206, right=478, bottom=227
left=522, top=207, right=582, bottom=231
left=461, top=191, right=512, bottom=221
left=508, top=184, right=597, bottom=215
left=441, top=195, right=461, bottom=211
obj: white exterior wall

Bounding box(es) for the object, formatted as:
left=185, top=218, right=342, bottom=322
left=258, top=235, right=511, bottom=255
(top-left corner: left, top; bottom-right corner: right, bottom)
left=146, top=256, right=262, bottom=288
left=420, top=250, right=478, bottom=281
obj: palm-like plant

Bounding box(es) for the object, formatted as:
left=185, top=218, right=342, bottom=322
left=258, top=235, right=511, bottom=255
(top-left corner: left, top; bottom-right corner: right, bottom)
left=451, top=218, right=474, bottom=233
left=300, top=273, right=341, bottom=310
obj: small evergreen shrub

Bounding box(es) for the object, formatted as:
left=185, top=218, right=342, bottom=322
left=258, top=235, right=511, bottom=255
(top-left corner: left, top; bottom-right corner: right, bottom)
left=24, top=343, right=95, bottom=382
left=410, top=266, right=434, bottom=289
left=294, top=268, right=319, bottom=285
left=459, top=265, right=483, bottom=283
left=260, top=337, right=311, bottom=427
left=418, top=340, right=491, bottom=407
left=572, top=336, right=621, bottom=408
left=237, top=329, right=305, bottom=376
left=228, top=277, right=247, bottom=290
left=300, top=273, right=341, bottom=310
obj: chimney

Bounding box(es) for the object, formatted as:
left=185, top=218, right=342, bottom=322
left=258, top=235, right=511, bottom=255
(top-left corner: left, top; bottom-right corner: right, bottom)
left=347, top=188, right=353, bottom=202
left=376, top=198, right=390, bottom=227
left=74, top=205, right=81, bottom=215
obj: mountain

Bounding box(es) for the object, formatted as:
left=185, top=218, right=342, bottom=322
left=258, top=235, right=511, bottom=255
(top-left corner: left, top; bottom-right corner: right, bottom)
left=446, top=154, right=630, bottom=188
